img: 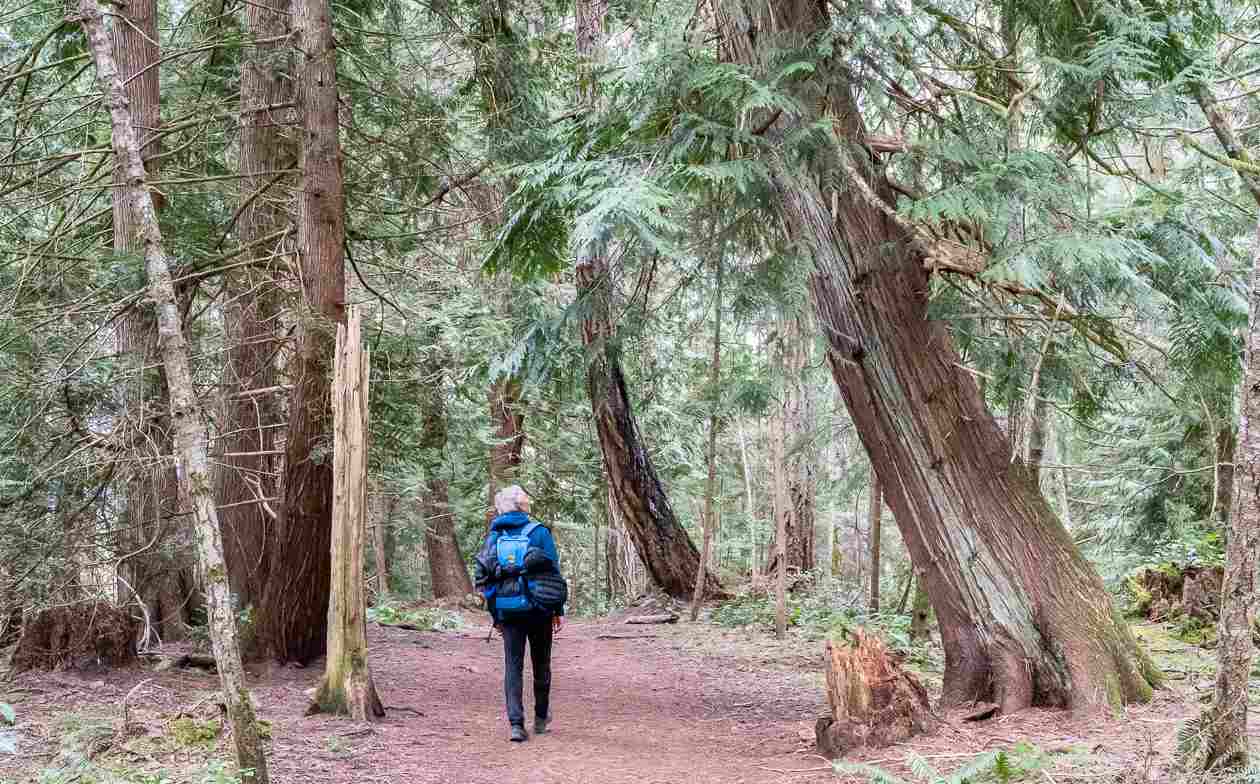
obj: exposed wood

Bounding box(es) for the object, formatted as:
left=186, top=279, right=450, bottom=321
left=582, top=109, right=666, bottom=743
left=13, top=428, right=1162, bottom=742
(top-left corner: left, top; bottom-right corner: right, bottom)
left=815, top=630, right=936, bottom=758
left=75, top=3, right=269, bottom=775
left=624, top=613, right=679, bottom=625
left=312, top=307, right=384, bottom=721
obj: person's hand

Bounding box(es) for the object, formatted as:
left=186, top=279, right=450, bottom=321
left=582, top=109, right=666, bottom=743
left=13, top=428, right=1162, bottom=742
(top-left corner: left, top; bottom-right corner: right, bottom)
left=552, top=615, right=564, bottom=633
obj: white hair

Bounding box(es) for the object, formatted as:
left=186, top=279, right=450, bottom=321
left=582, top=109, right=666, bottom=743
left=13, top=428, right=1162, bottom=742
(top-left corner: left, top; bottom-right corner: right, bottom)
left=493, top=484, right=529, bottom=515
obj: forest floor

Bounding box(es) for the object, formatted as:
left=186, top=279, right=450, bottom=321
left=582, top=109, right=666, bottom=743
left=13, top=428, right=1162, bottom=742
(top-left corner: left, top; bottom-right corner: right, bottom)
left=0, top=613, right=1256, bottom=784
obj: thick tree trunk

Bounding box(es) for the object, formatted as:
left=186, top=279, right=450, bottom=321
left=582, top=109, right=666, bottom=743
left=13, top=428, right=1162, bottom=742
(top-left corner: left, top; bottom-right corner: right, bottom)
left=312, top=309, right=384, bottom=720
left=78, top=5, right=269, bottom=776
left=110, top=0, right=191, bottom=645
left=259, top=0, right=346, bottom=664
left=420, top=343, right=473, bottom=598
left=575, top=0, right=718, bottom=600
left=486, top=376, right=525, bottom=527
left=721, top=0, right=1160, bottom=712
left=867, top=470, right=881, bottom=613
left=909, top=579, right=932, bottom=643
left=690, top=251, right=723, bottom=621
left=218, top=0, right=293, bottom=616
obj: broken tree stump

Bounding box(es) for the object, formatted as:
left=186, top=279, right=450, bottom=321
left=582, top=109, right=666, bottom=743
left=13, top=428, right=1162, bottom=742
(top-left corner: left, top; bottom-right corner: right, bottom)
left=814, top=629, right=936, bottom=759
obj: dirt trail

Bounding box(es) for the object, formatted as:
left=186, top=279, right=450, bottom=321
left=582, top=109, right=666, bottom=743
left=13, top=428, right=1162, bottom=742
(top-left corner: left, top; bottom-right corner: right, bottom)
left=263, top=620, right=832, bottom=784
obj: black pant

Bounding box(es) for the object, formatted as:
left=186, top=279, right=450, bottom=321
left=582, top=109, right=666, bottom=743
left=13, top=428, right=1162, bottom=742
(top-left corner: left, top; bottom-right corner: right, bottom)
left=500, top=614, right=553, bottom=727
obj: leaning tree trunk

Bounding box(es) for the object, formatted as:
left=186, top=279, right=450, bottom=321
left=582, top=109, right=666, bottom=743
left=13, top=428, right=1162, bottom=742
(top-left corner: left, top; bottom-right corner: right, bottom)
left=575, top=0, right=719, bottom=599
left=217, top=0, right=294, bottom=616
left=419, top=337, right=473, bottom=599
left=259, top=0, right=345, bottom=664
left=720, top=0, right=1160, bottom=713
left=312, top=308, right=384, bottom=720
left=77, top=3, right=269, bottom=775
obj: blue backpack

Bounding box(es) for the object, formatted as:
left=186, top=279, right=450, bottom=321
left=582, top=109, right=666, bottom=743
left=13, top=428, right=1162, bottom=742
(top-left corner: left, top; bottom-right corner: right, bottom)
left=490, top=521, right=541, bottom=619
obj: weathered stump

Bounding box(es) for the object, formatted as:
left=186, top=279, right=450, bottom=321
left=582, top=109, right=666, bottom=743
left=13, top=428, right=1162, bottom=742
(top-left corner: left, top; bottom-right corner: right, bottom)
left=1182, top=566, right=1224, bottom=621
left=815, top=629, right=936, bottom=759
left=13, top=603, right=137, bottom=671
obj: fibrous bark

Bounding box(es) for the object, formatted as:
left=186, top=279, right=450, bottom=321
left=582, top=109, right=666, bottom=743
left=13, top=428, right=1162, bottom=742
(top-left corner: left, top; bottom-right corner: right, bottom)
left=77, top=4, right=269, bottom=775
left=259, top=0, right=346, bottom=664
left=815, top=630, right=935, bottom=758
left=764, top=314, right=817, bottom=580
left=218, top=0, right=294, bottom=616
left=312, top=309, right=384, bottom=721
left=576, top=0, right=719, bottom=600
left=720, top=0, right=1160, bottom=713
left=419, top=340, right=473, bottom=599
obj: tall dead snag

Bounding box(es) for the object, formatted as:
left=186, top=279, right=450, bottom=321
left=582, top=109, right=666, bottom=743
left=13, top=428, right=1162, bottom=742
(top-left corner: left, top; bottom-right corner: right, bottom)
left=1178, top=81, right=1260, bottom=773
left=815, top=630, right=936, bottom=758
left=75, top=1, right=269, bottom=777
left=575, top=0, right=720, bottom=599
left=259, top=0, right=346, bottom=664
left=720, top=0, right=1160, bottom=713
left=311, top=308, right=384, bottom=720
left=218, top=0, right=294, bottom=617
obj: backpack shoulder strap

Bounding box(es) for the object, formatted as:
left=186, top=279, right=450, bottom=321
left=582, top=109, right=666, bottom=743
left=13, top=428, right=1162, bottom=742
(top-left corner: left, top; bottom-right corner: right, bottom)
left=521, top=520, right=542, bottom=538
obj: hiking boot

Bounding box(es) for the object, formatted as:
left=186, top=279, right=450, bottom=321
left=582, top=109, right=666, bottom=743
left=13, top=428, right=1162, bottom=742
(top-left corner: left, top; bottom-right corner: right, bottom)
left=534, top=715, right=549, bottom=735
left=510, top=725, right=529, bottom=743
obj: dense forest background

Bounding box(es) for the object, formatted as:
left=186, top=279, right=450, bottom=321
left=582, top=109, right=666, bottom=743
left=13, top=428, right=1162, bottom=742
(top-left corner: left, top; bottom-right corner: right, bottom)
left=3, top=0, right=1260, bottom=777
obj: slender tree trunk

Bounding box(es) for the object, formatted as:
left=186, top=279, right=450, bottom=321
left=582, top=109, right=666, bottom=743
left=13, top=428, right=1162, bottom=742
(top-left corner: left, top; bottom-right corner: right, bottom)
left=867, top=469, right=881, bottom=613
left=312, top=309, right=384, bottom=720
left=259, top=0, right=346, bottom=664
left=77, top=5, right=269, bottom=775
left=420, top=341, right=473, bottom=599
left=1181, top=79, right=1260, bottom=772
left=575, top=0, right=719, bottom=599
left=773, top=404, right=788, bottom=640
left=690, top=251, right=723, bottom=621
left=1185, top=215, right=1260, bottom=771
left=721, top=0, right=1160, bottom=712
left=372, top=518, right=389, bottom=599
left=218, top=0, right=293, bottom=614
left=764, top=315, right=816, bottom=579
left=909, top=579, right=932, bottom=643
left=1215, top=426, right=1236, bottom=527
left=487, top=377, right=526, bottom=527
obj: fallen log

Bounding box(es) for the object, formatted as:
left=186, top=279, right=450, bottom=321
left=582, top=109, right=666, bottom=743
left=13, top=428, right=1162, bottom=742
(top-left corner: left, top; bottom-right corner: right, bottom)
left=815, top=629, right=936, bottom=759
left=624, top=613, right=679, bottom=625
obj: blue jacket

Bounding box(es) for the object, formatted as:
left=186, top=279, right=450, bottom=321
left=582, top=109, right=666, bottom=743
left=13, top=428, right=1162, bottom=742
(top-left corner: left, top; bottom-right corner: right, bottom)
left=481, top=511, right=564, bottom=616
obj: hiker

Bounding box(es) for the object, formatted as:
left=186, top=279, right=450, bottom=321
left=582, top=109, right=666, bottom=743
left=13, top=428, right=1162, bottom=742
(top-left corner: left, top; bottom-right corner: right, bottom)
left=474, top=484, right=568, bottom=742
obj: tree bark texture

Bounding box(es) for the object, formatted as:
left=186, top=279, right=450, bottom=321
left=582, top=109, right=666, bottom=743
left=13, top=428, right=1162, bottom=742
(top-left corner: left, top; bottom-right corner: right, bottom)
left=110, top=0, right=191, bottom=644
left=720, top=0, right=1160, bottom=713
left=1183, top=214, right=1260, bottom=772
left=867, top=469, right=881, bottom=613
left=909, top=578, right=932, bottom=643
left=218, top=0, right=294, bottom=615
left=419, top=342, right=473, bottom=598
left=764, top=314, right=816, bottom=578
left=77, top=4, right=270, bottom=776
left=575, top=0, right=718, bottom=600
left=690, top=251, right=723, bottom=621
left=313, top=308, right=384, bottom=720
left=259, top=0, right=346, bottom=664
